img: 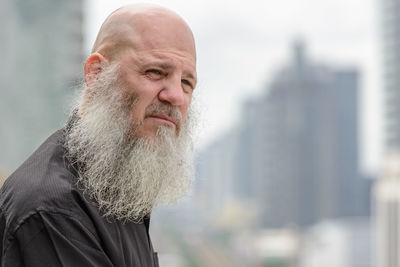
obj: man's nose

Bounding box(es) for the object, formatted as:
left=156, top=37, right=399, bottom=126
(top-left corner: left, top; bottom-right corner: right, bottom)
left=158, top=76, right=185, bottom=106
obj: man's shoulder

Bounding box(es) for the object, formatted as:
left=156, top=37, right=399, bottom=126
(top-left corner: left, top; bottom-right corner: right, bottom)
left=0, top=130, right=81, bottom=230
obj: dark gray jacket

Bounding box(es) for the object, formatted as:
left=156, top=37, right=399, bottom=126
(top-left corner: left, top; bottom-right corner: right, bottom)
left=0, top=129, right=159, bottom=267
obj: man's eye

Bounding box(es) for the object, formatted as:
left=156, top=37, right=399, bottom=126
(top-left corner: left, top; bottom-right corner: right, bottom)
left=182, top=79, right=192, bottom=88
left=146, top=69, right=163, bottom=79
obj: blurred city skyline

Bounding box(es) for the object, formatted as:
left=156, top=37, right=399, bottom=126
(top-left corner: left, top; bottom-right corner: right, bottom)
left=0, top=0, right=388, bottom=266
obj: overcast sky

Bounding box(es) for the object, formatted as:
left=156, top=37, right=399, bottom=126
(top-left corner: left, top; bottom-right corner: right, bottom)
left=86, top=0, right=382, bottom=174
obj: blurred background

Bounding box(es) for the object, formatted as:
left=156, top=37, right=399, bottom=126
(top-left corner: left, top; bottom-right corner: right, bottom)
left=1, top=0, right=398, bottom=266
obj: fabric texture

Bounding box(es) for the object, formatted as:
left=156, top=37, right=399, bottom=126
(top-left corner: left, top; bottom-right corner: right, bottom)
left=0, top=129, right=159, bottom=267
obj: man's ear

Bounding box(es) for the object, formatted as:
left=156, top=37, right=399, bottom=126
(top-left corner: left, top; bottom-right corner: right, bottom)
left=84, top=53, right=108, bottom=87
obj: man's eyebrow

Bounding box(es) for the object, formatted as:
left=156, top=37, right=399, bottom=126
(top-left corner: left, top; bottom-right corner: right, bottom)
left=145, top=62, right=197, bottom=81
left=144, top=61, right=173, bottom=70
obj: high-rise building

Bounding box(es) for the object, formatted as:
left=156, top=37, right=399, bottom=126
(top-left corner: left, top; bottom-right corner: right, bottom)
left=196, top=41, right=370, bottom=228
left=374, top=154, right=400, bottom=267
left=375, top=1, right=400, bottom=266
left=252, top=41, right=366, bottom=227
left=380, top=0, right=400, bottom=151
left=0, top=0, right=84, bottom=171
left=195, top=129, right=240, bottom=219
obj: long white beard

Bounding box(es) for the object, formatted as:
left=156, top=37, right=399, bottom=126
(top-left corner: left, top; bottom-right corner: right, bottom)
left=65, top=63, right=196, bottom=222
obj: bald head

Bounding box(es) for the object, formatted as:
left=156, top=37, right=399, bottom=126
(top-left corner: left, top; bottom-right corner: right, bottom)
left=91, top=4, right=196, bottom=61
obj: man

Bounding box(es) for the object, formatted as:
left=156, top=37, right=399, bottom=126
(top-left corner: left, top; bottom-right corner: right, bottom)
left=0, top=4, right=197, bottom=267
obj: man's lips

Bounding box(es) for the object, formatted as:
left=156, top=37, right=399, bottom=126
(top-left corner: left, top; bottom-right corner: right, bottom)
left=148, top=114, right=177, bottom=126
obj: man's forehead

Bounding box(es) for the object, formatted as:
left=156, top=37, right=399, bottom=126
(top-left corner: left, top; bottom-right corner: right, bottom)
left=130, top=19, right=196, bottom=60
left=93, top=4, right=196, bottom=62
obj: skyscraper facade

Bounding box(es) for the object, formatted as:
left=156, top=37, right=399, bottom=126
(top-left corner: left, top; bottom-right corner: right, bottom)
left=375, top=1, right=400, bottom=266
left=374, top=155, right=400, bottom=267
left=380, top=0, right=400, bottom=151
left=0, top=0, right=84, bottom=171
left=252, top=42, right=364, bottom=227
left=196, top=41, right=370, bottom=228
